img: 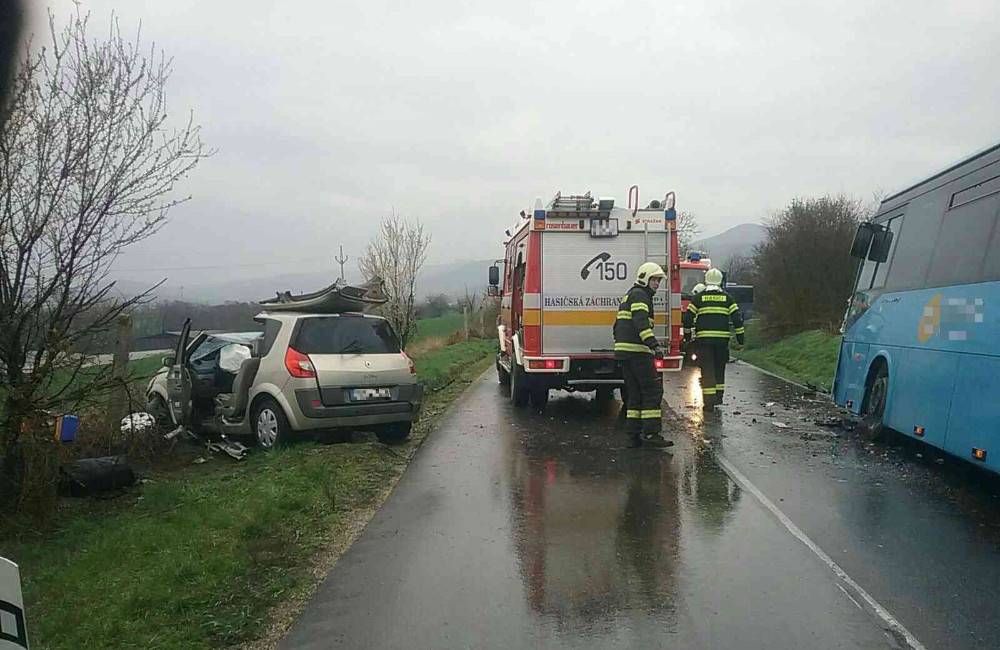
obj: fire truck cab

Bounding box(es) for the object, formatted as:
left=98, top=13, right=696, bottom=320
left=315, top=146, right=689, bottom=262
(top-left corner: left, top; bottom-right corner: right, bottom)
left=488, top=189, right=684, bottom=409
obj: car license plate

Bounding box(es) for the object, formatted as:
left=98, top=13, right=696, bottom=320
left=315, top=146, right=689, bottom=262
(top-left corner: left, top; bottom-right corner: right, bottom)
left=350, top=387, right=391, bottom=401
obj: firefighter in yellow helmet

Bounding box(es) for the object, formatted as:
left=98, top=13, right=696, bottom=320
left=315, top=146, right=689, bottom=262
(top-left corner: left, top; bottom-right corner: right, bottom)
left=613, top=262, right=673, bottom=448
left=685, top=268, right=744, bottom=410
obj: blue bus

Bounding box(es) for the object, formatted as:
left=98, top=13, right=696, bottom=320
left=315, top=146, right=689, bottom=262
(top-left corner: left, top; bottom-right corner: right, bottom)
left=834, top=142, right=1000, bottom=474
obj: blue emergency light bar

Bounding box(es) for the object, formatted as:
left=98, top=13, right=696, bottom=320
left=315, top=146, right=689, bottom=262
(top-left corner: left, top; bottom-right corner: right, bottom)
left=688, top=252, right=702, bottom=261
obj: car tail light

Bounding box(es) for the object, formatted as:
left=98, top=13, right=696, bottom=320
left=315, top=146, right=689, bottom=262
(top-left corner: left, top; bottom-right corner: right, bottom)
left=285, top=347, right=316, bottom=378
left=402, top=351, right=416, bottom=375
left=528, top=359, right=564, bottom=370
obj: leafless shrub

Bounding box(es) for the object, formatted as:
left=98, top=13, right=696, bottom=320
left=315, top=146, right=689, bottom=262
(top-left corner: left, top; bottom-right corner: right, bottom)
left=358, top=213, right=431, bottom=348
left=0, top=9, right=208, bottom=510
left=676, top=211, right=702, bottom=258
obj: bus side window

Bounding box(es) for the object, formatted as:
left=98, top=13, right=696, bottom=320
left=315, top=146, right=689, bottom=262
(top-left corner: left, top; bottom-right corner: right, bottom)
left=872, top=215, right=903, bottom=289
left=927, top=183, right=1000, bottom=286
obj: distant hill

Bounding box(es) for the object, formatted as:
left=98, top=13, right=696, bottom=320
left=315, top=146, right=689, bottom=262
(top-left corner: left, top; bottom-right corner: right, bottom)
left=691, top=223, right=767, bottom=268
left=108, top=259, right=497, bottom=304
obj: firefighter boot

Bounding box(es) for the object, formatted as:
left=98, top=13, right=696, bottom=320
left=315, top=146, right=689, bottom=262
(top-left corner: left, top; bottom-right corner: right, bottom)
left=642, top=433, right=674, bottom=448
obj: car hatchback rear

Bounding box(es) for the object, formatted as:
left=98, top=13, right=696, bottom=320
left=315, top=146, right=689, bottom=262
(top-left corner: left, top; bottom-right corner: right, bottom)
left=277, top=313, right=423, bottom=435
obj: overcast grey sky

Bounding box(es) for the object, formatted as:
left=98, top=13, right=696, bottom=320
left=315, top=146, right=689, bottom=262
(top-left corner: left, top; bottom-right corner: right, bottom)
left=38, top=0, right=1000, bottom=285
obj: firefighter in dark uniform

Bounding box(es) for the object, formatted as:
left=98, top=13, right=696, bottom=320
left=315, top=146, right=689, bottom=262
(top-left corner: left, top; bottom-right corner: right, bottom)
left=684, top=268, right=745, bottom=410
left=614, top=262, right=673, bottom=448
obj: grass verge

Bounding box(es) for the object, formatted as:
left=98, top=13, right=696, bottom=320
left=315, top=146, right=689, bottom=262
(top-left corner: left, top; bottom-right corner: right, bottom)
left=0, top=342, right=496, bottom=650
left=411, top=312, right=464, bottom=343
left=732, top=321, right=841, bottom=392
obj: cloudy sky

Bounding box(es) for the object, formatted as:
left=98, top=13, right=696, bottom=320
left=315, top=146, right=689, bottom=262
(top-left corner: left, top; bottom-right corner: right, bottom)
left=36, top=0, right=1000, bottom=287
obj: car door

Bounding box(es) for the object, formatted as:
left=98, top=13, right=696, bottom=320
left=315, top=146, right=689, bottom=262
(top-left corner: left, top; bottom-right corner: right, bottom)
left=167, top=319, right=193, bottom=426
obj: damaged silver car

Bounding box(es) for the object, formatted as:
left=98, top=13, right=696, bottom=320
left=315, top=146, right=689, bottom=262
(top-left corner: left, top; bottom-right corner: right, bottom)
left=146, top=282, right=423, bottom=448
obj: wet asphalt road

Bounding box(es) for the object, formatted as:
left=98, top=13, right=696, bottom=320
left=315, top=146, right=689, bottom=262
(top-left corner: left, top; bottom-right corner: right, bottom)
left=281, top=362, right=1000, bottom=650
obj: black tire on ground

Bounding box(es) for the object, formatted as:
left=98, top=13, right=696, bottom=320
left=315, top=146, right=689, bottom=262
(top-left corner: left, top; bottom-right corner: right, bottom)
left=595, top=386, right=614, bottom=402
left=252, top=397, right=291, bottom=450
left=860, top=362, right=888, bottom=441
left=497, top=357, right=511, bottom=386
left=510, top=362, right=530, bottom=407
left=529, top=386, right=549, bottom=409
left=147, top=394, right=171, bottom=426
left=376, top=421, right=412, bottom=444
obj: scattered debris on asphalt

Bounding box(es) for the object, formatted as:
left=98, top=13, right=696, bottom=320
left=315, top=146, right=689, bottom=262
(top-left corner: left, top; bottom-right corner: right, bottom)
left=772, top=421, right=790, bottom=429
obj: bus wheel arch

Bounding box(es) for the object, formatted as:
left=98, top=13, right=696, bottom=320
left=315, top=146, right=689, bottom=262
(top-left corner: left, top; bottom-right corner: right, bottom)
left=860, top=356, right=890, bottom=440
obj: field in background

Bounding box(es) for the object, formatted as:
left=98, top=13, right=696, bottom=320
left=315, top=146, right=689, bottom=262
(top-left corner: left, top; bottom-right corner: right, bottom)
left=732, top=321, right=841, bottom=392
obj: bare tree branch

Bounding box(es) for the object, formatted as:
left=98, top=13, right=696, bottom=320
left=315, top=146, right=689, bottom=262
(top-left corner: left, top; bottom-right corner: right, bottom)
left=358, top=212, right=431, bottom=349
left=0, top=9, right=208, bottom=506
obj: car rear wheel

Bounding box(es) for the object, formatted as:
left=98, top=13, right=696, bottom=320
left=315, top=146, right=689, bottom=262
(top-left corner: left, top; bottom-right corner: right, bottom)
left=510, top=362, right=529, bottom=407
left=253, top=397, right=290, bottom=450
left=375, top=421, right=412, bottom=444
left=861, top=363, right=888, bottom=440
left=595, top=386, right=614, bottom=402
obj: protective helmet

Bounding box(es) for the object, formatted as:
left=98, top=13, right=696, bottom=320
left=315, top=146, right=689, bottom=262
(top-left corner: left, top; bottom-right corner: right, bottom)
left=693, top=283, right=706, bottom=294
left=636, top=262, right=667, bottom=287
left=705, top=268, right=723, bottom=286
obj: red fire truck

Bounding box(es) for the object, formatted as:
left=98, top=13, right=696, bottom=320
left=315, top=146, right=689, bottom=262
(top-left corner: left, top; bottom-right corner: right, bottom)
left=487, top=187, right=684, bottom=409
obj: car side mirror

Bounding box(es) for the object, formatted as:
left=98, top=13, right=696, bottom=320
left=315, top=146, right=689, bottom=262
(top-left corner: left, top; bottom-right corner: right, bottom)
left=869, top=228, right=894, bottom=263
left=488, top=264, right=500, bottom=287
left=487, top=285, right=500, bottom=297
left=162, top=355, right=175, bottom=367
left=850, top=223, right=875, bottom=259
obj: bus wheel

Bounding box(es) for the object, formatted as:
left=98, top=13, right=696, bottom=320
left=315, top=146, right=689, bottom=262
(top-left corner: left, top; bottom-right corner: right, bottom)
left=510, top=362, right=530, bottom=407
left=861, top=363, right=888, bottom=440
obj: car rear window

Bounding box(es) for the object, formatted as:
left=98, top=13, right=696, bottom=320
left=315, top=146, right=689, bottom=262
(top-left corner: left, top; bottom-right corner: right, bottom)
left=293, top=316, right=401, bottom=354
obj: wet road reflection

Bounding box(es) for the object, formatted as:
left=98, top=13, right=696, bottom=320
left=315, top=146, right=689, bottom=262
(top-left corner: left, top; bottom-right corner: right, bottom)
left=282, top=373, right=911, bottom=649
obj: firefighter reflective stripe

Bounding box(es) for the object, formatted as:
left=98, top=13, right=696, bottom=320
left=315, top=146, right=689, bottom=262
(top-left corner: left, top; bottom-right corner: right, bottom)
left=615, top=342, right=654, bottom=354
left=696, top=330, right=732, bottom=338
left=734, top=327, right=746, bottom=334
left=728, top=303, right=739, bottom=314
left=687, top=303, right=699, bottom=315
left=614, top=284, right=657, bottom=358
left=696, top=306, right=731, bottom=316
left=716, top=384, right=725, bottom=390
left=640, top=409, right=661, bottom=419
left=702, top=386, right=717, bottom=395
left=700, top=294, right=727, bottom=302
left=626, top=409, right=641, bottom=419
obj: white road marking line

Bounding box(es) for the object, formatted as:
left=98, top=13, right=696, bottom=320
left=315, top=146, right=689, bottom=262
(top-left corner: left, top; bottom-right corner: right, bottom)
left=713, top=452, right=928, bottom=650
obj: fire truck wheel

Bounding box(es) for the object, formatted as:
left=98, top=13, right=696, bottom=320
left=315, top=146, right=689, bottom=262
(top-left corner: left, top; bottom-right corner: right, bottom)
left=510, top=362, right=530, bottom=407
left=529, top=386, right=549, bottom=409
left=595, top=386, right=613, bottom=402
left=497, top=357, right=511, bottom=386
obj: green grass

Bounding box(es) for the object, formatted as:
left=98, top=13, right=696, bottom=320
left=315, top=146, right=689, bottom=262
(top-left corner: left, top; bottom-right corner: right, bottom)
left=411, top=340, right=496, bottom=391
left=1, top=342, right=497, bottom=650
left=732, top=321, right=841, bottom=392
left=412, top=312, right=464, bottom=342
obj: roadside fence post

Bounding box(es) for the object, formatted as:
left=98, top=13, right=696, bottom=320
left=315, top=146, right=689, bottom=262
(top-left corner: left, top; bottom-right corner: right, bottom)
left=107, top=314, right=133, bottom=433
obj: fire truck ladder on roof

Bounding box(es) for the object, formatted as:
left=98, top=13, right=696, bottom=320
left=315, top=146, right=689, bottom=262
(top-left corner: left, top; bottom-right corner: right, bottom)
left=549, top=191, right=595, bottom=211
left=640, top=191, right=673, bottom=343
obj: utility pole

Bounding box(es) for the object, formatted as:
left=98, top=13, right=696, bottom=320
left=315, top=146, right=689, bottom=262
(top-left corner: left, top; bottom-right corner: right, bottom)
left=335, top=245, right=349, bottom=282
